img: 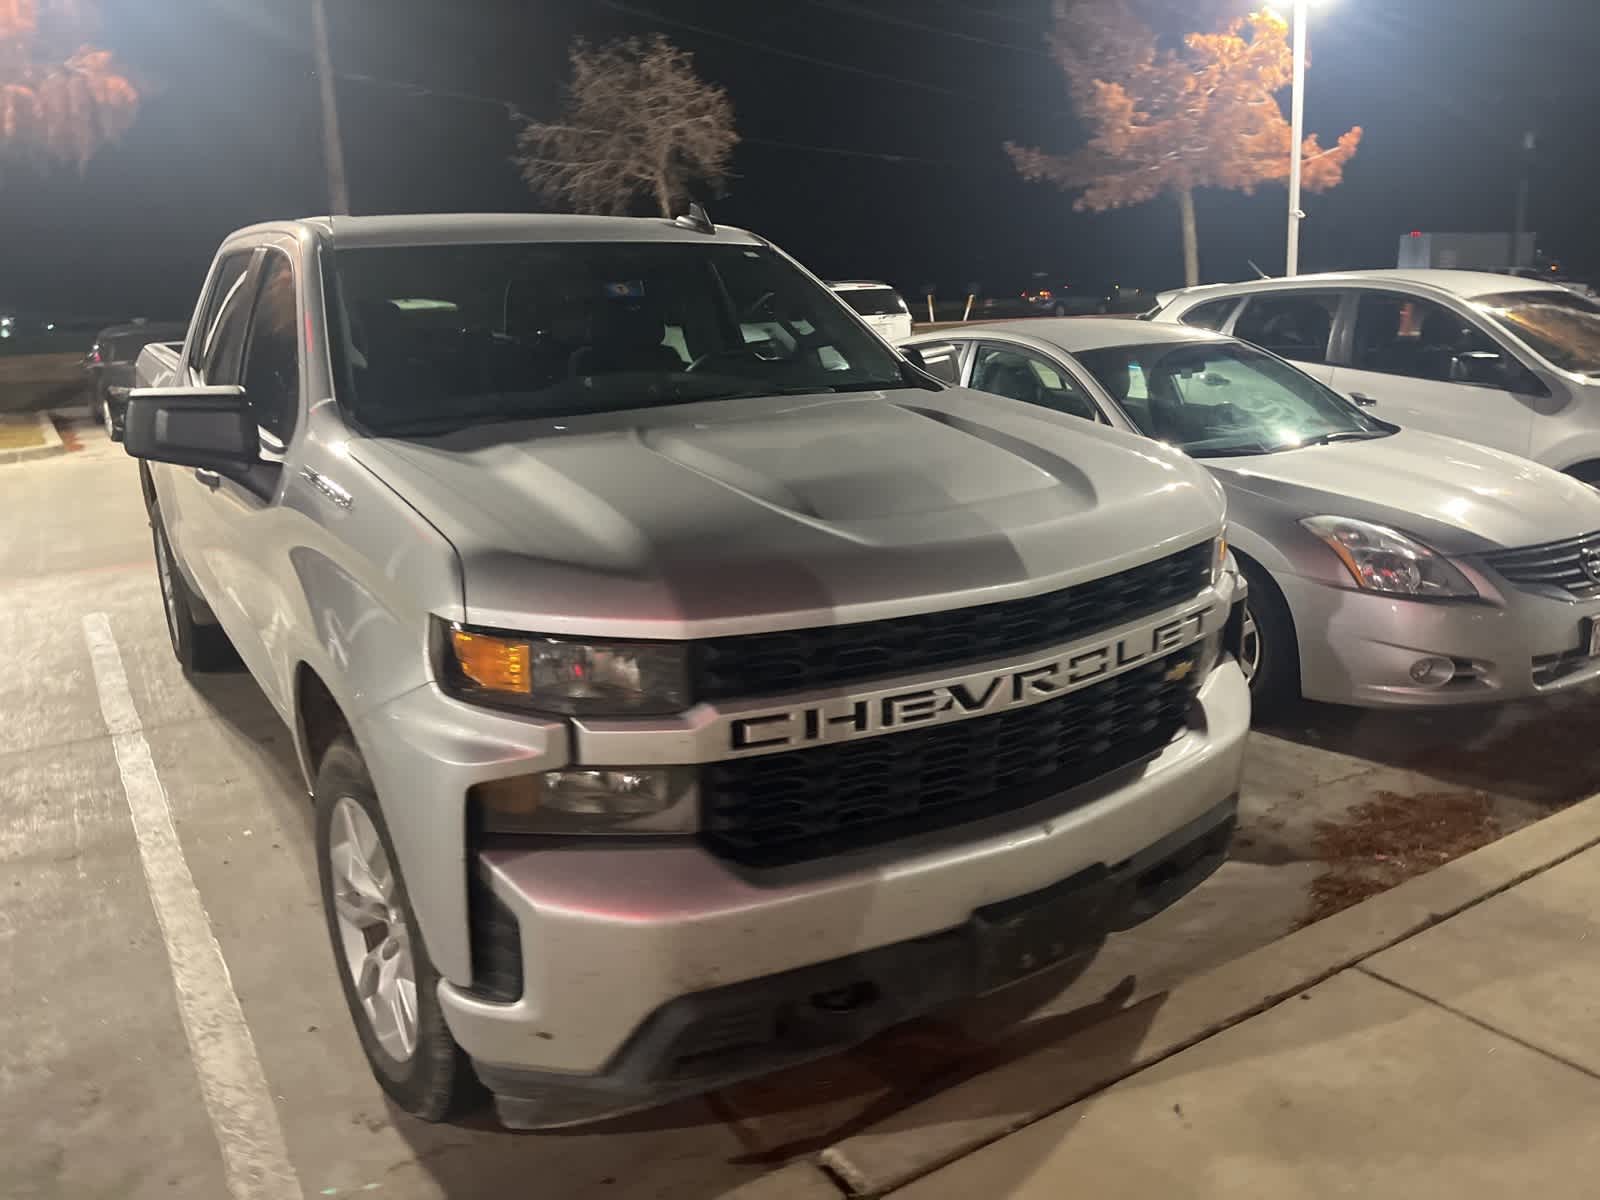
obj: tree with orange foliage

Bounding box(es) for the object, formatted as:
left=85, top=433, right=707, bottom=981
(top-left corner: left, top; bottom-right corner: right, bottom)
left=1008, top=0, right=1362, bottom=286
left=0, top=0, right=137, bottom=178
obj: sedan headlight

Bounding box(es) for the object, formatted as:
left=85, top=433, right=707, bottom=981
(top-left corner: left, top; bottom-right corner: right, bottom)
left=435, top=619, right=690, bottom=715
left=1300, top=517, right=1477, bottom=599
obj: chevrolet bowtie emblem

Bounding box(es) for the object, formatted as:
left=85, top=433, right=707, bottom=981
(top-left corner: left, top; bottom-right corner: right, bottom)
left=1164, top=659, right=1196, bottom=683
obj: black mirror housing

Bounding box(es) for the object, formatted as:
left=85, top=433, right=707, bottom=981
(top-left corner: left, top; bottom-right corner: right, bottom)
left=123, top=386, right=258, bottom=469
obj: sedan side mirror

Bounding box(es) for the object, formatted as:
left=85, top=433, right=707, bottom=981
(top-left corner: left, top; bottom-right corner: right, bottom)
left=123, top=386, right=258, bottom=470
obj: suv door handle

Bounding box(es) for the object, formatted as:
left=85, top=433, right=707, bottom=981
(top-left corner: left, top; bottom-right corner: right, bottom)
left=194, top=468, right=221, bottom=489
left=1349, top=392, right=1378, bottom=407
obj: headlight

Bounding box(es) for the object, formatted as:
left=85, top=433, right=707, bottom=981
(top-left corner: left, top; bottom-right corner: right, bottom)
left=1300, top=517, right=1477, bottom=599
left=435, top=619, right=690, bottom=715
left=472, top=768, right=697, bottom=835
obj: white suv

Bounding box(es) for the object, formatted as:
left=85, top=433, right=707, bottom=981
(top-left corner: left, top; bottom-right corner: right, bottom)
left=830, top=280, right=913, bottom=343
left=1150, top=270, right=1600, bottom=482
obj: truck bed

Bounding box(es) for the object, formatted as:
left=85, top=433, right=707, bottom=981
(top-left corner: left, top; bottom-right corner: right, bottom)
left=134, top=341, right=183, bottom=389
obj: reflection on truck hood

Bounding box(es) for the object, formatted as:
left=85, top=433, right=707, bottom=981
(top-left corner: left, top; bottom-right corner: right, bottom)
left=1211, top=428, right=1600, bottom=556
left=349, top=387, right=1224, bottom=639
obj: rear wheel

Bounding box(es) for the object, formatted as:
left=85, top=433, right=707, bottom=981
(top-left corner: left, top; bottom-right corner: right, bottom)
left=1236, top=558, right=1299, bottom=709
left=149, top=504, right=237, bottom=675
left=315, top=736, right=477, bottom=1122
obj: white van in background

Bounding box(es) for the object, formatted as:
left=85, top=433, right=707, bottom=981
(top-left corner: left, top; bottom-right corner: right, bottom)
left=830, top=280, right=913, bottom=343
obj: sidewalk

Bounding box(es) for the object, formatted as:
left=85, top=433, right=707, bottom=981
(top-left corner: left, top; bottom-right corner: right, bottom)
left=729, top=795, right=1600, bottom=1200
left=893, top=804, right=1600, bottom=1198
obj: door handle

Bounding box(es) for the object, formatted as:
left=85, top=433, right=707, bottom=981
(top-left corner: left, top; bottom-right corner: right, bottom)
left=1349, top=392, right=1378, bottom=407
left=194, top=468, right=221, bottom=489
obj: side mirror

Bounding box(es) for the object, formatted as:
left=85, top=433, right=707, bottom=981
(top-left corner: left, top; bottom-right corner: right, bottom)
left=1451, top=350, right=1508, bottom=387
left=123, top=386, right=258, bottom=469
left=900, top=345, right=928, bottom=370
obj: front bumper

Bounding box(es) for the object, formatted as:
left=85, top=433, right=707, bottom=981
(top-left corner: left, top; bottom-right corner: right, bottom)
left=1283, top=570, right=1600, bottom=707
left=437, top=659, right=1250, bottom=1118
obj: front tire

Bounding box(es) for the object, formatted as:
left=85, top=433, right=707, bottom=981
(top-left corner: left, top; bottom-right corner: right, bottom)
left=1236, top=558, right=1300, bottom=709
left=149, top=504, right=237, bottom=675
left=315, top=736, right=476, bottom=1122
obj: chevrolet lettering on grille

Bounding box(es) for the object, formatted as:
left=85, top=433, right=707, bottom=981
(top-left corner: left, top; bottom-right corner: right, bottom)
left=727, top=601, right=1215, bottom=755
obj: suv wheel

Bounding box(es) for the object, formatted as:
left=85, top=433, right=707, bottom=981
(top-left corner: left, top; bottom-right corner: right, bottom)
left=315, top=736, right=477, bottom=1122
left=149, top=504, right=237, bottom=674
left=102, top=393, right=118, bottom=440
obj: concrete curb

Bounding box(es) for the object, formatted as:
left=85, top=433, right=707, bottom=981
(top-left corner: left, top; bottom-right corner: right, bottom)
left=0, top=411, right=65, bottom=464
left=807, top=794, right=1600, bottom=1197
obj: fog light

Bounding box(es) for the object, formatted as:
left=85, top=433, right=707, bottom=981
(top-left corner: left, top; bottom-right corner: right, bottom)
left=1408, top=656, right=1456, bottom=687
left=471, top=767, right=697, bottom=835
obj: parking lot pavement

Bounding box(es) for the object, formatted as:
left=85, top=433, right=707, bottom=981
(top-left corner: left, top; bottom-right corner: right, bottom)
left=6, top=426, right=1600, bottom=1198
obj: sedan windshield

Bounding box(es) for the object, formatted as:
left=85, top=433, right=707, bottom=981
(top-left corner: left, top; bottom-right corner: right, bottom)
left=323, top=241, right=908, bottom=435
left=1073, top=340, right=1389, bottom=458
left=1477, top=289, right=1600, bottom=375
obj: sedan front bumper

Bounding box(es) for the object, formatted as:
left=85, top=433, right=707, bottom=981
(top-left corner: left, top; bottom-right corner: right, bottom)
left=1284, top=570, right=1600, bottom=707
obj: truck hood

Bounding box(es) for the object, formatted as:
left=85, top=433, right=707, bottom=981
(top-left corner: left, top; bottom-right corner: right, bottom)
left=350, top=388, right=1224, bottom=639
left=1211, top=428, right=1600, bottom=556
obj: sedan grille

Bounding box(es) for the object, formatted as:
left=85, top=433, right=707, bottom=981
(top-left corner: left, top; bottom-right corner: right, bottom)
left=1484, top=531, right=1600, bottom=598
left=700, top=647, right=1201, bottom=866
left=691, top=542, right=1212, bottom=703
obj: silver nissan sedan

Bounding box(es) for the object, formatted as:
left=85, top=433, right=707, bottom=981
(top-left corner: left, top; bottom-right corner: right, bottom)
left=904, top=319, right=1600, bottom=708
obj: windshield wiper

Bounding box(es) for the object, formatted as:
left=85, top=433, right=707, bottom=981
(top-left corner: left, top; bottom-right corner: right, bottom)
left=1301, top=430, right=1391, bottom=447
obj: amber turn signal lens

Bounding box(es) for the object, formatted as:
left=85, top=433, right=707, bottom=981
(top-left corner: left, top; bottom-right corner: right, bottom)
left=451, top=630, right=531, bottom=694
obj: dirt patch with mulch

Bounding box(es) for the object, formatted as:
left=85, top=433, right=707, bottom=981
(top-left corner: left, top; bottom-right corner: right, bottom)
left=1304, top=789, right=1502, bottom=924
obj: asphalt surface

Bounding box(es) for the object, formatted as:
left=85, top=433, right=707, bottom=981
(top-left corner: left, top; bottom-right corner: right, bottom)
left=6, top=417, right=1599, bottom=1199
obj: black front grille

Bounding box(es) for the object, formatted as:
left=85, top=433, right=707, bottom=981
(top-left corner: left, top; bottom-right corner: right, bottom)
left=701, top=647, right=1201, bottom=866
left=691, top=542, right=1213, bottom=702
left=1485, top=530, right=1600, bottom=598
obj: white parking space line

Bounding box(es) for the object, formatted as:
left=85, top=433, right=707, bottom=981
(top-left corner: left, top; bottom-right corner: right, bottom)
left=82, top=613, right=302, bottom=1200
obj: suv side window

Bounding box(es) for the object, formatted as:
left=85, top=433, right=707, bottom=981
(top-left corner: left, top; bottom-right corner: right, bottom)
left=1179, top=296, right=1241, bottom=331
left=191, top=251, right=252, bottom=379
left=241, top=250, right=301, bottom=442
left=1351, top=292, right=1508, bottom=385
left=1233, top=292, right=1342, bottom=363
left=971, top=344, right=1100, bottom=421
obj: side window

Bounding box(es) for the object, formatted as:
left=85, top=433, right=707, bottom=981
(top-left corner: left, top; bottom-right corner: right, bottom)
left=1233, top=292, right=1342, bottom=363
left=1179, top=297, right=1240, bottom=332
left=241, top=251, right=301, bottom=443
left=191, top=252, right=252, bottom=378
left=911, top=341, right=963, bottom=384
left=1351, top=293, right=1504, bottom=384
left=971, top=344, right=1100, bottom=422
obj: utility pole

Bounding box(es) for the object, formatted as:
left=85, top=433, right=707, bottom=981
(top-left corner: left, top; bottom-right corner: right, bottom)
left=310, top=0, right=350, bottom=214
left=1284, top=0, right=1308, bottom=276
left=1512, top=130, right=1535, bottom=270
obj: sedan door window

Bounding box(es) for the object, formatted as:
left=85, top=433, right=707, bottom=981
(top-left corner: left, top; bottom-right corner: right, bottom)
left=970, top=344, right=1100, bottom=421
left=1233, top=292, right=1342, bottom=364
left=1179, top=296, right=1242, bottom=332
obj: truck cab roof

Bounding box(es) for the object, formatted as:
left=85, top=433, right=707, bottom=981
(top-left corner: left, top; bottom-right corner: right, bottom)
left=276, top=213, right=766, bottom=250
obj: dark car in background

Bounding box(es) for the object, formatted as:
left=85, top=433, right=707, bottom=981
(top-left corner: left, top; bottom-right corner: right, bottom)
left=84, top=319, right=187, bottom=437
left=979, top=275, right=1152, bottom=318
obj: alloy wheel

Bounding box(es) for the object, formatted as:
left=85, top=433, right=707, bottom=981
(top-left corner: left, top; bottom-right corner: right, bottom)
left=328, top=796, right=418, bottom=1063
left=1239, top=604, right=1262, bottom=683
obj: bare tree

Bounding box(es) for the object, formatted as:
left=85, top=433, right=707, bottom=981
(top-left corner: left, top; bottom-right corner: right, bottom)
left=516, top=35, right=737, bottom=217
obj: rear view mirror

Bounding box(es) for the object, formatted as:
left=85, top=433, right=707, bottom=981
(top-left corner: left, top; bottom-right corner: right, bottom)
left=123, top=386, right=258, bottom=469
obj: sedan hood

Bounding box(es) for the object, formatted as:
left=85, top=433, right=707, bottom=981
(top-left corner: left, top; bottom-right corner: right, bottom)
left=1212, top=428, right=1600, bottom=556
left=351, top=388, right=1223, bottom=639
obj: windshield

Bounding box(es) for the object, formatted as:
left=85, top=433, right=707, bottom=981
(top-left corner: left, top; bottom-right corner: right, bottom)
left=835, top=286, right=907, bottom=317
left=1073, top=340, right=1389, bottom=457
left=1477, top=289, right=1600, bottom=374
left=323, top=241, right=908, bottom=435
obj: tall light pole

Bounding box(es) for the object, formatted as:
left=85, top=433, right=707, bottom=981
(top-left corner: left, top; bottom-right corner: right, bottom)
left=310, top=0, right=350, bottom=215
left=1284, top=0, right=1309, bottom=276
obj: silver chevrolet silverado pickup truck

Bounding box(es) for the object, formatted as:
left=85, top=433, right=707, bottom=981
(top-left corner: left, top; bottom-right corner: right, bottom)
left=122, top=212, right=1249, bottom=1128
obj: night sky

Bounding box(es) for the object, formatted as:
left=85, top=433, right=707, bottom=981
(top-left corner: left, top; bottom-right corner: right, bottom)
left=4, top=0, right=1599, bottom=319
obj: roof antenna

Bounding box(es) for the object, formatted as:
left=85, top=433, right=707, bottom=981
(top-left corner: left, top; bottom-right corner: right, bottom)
left=674, top=202, right=716, bottom=235
left=1246, top=258, right=1271, bottom=280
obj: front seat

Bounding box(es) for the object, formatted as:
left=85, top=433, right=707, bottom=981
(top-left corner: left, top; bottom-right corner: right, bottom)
left=576, top=301, right=684, bottom=375
left=974, top=358, right=1041, bottom=405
